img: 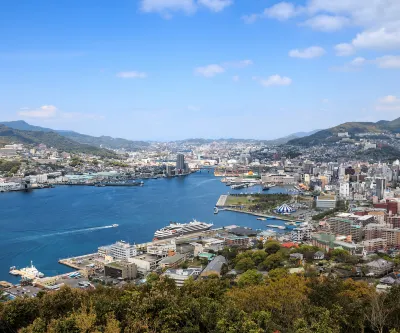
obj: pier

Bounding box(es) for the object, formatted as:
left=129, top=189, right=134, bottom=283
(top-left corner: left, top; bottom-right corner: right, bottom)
left=222, top=207, right=303, bottom=222
left=216, top=195, right=228, bottom=207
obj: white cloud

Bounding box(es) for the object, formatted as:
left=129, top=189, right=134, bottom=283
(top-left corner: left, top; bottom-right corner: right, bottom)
left=18, top=105, right=58, bottom=118
left=232, top=75, right=240, bottom=82
left=140, top=0, right=196, bottom=16
left=198, top=0, right=232, bottom=12
left=222, top=59, right=253, bottom=68
left=140, top=0, right=232, bottom=17
left=380, top=95, right=399, bottom=104
left=376, top=95, right=400, bottom=111
left=352, top=26, right=400, bottom=50
left=289, top=46, right=325, bottom=59
left=241, top=13, right=260, bottom=24
left=187, top=105, right=201, bottom=111
left=116, top=71, right=147, bottom=78
left=256, top=75, right=292, bottom=87
left=334, top=43, right=355, bottom=56
left=302, top=15, right=350, bottom=32
left=375, top=55, right=400, bottom=69
left=350, top=57, right=366, bottom=66
left=18, top=105, right=104, bottom=121
left=194, top=64, right=225, bottom=77
left=194, top=59, right=252, bottom=77
left=253, top=0, right=400, bottom=54
left=264, top=2, right=301, bottom=21
left=322, top=98, right=329, bottom=103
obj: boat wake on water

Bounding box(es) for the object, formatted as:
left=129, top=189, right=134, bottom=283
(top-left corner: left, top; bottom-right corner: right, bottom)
left=5, top=225, right=116, bottom=244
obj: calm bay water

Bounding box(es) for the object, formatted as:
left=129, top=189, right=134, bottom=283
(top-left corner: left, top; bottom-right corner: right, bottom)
left=0, top=171, right=287, bottom=282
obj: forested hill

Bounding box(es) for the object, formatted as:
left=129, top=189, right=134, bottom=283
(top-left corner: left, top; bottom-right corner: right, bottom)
left=288, top=117, right=400, bottom=146
left=1, top=274, right=400, bottom=332
left=0, top=125, right=117, bottom=158
left=0, top=121, right=150, bottom=151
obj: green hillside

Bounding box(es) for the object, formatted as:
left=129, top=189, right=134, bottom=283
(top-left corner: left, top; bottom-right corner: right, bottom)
left=0, top=125, right=116, bottom=158
left=0, top=121, right=150, bottom=151
left=288, top=117, right=400, bottom=146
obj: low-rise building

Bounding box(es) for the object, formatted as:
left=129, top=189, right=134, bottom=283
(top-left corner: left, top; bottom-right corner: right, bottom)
left=110, top=241, right=137, bottom=260
left=159, top=254, right=185, bottom=269
left=104, top=261, right=137, bottom=280
left=366, top=259, right=394, bottom=276
left=162, top=268, right=202, bottom=287
left=363, top=238, right=387, bottom=252
left=128, top=254, right=161, bottom=276
left=147, top=241, right=176, bottom=257
left=316, top=196, right=336, bottom=210
left=200, top=256, right=227, bottom=278
left=291, top=225, right=312, bottom=242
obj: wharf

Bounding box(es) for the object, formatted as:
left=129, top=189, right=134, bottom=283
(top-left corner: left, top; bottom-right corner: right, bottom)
left=216, top=195, right=228, bottom=207
left=223, top=207, right=303, bottom=222
left=9, top=269, right=37, bottom=280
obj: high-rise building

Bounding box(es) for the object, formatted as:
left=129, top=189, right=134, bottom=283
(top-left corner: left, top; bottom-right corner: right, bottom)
left=176, top=153, right=185, bottom=172
left=376, top=178, right=386, bottom=200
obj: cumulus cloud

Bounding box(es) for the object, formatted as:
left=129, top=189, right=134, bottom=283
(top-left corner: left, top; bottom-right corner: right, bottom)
left=375, top=55, right=400, bottom=69
left=254, top=75, right=292, bottom=87
left=335, top=55, right=400, bottom=71
left=352, top=26, right=400, bottom=50
left=380, top=95, right=399, bottom=104
left=18, top=105, right=104, bottom=121
left=198, top=0, right=232, bottom=12
left=289, top=46, right=325, bottom=59
left=18, top=105, right=58, bottom=118
left=194, top=64, right=225, bottom=77
left=140, top=0, right=232, bottom=17
left=195, top=59, right=252, bottom=77
left=264, top=2, right=302, bottom=21
left=350, top=57, right=366, bottom=66
left=243, top=2, right=302, bottom=23
left=232, top=75, right=240, bottom=82
left=116, top=71, right=147, bottom=78
left=334, top=43, right=355, bottom=56
left=249, top=0, right=400, bottom=55
left=140, top=0, right=196, bottom=16
left=302, top=15, right=350, bottom=32
left=222, top=59, right=253, bottom=68
left=376, top=95, right=400, bottom=111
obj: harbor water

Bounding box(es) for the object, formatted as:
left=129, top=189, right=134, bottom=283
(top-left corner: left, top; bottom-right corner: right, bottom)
left=0, top=171, right=288, bottom=282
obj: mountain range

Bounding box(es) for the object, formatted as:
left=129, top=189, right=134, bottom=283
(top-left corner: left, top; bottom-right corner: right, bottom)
left=288, top=117, right=400, bottom=146
left=0, top=121, right=150, bottom=151
left=0, top=124, right=117, bottom=158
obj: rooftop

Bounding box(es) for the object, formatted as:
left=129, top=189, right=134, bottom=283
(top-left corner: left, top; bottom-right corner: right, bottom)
left=159, top=254, right=185, bottom=264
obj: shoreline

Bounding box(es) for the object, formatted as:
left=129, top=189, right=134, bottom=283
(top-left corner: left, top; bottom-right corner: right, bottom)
left=222, top=207, right=303, bottom=222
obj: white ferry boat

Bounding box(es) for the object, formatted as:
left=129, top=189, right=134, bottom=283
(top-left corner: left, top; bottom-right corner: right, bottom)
left=153, top=220, right=213, bottom=240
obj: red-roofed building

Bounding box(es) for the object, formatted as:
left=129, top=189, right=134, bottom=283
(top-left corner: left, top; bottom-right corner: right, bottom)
left=281, top=242, right=299, bottom=249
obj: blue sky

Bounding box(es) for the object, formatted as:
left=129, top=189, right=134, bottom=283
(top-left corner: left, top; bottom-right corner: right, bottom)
left=1, top=0, right=399, bottom=140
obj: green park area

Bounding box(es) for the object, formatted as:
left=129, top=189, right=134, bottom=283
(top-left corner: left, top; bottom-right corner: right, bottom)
left=225, top=193, right=291, bottom=213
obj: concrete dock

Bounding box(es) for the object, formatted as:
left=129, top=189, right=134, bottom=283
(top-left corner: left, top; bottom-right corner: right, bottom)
left=216, top=195, right=228, bottom=207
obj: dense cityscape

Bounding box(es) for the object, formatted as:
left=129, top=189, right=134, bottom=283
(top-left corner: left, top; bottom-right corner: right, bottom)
left=2, top=0, right=400, bottom=331
left=0, top=117, right=400, bottom=332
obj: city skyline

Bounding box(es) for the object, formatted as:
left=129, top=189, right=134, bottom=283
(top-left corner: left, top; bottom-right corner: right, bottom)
left=1, top=0, right=399, bottom=140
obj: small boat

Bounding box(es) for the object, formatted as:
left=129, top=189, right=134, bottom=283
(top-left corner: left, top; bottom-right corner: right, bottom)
left=112, top=224, right=119, bottom=228
left=214, top=207, right=219, bottom=214
left=257, top=217, right=266, bottom=221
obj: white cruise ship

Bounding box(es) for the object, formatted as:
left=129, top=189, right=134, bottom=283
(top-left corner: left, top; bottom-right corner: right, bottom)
left=153, top=220, right=213, bottom=240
